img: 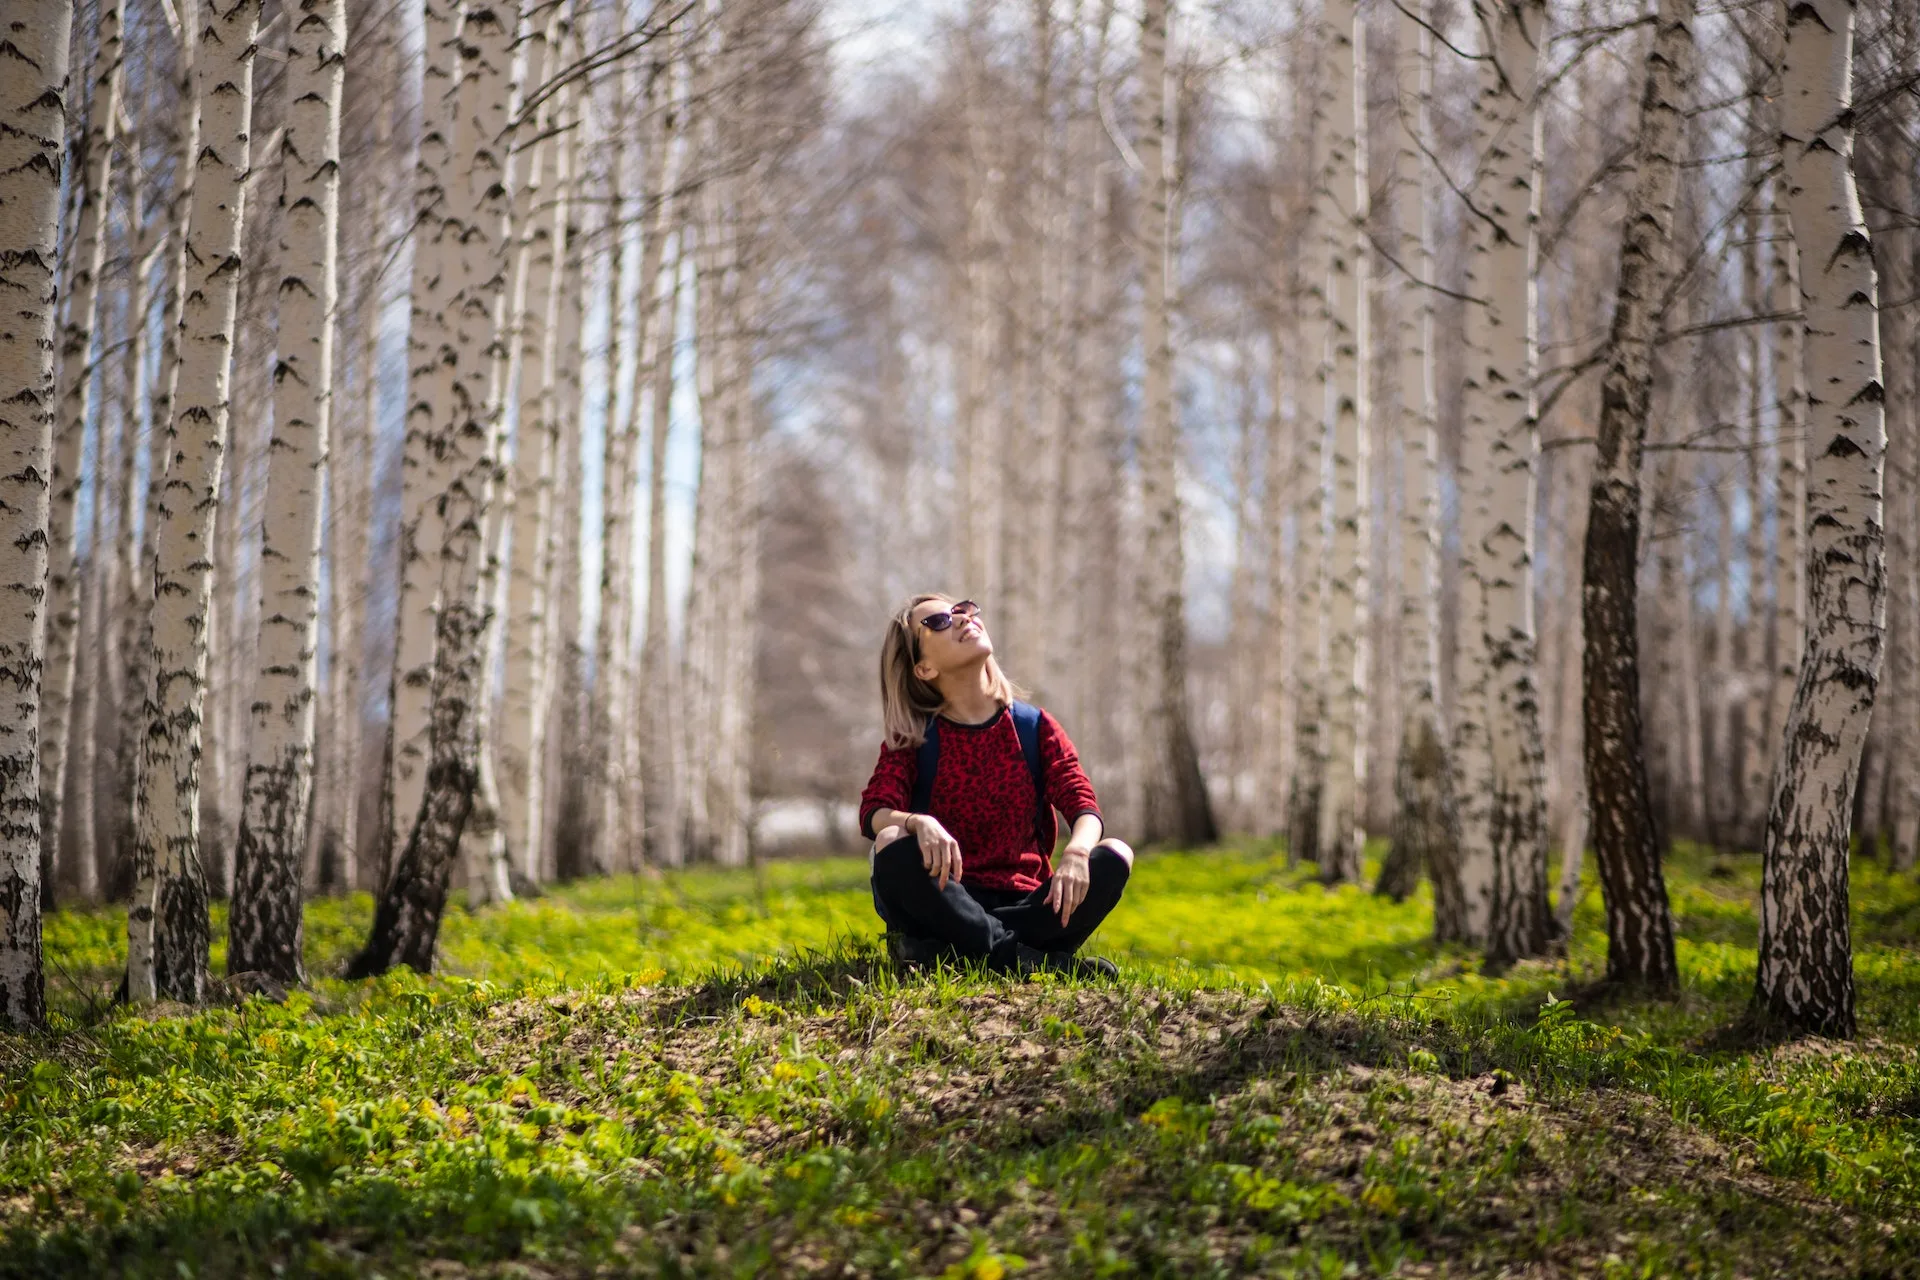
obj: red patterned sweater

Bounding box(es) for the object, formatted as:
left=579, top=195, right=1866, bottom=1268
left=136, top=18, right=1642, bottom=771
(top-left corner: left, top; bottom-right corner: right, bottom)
left=858, top=706, right=1102, bottom=892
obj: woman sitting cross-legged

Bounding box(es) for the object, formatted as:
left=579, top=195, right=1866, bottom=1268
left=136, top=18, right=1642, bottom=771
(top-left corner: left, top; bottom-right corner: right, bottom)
left=858, top=592, right=1133, bottom=978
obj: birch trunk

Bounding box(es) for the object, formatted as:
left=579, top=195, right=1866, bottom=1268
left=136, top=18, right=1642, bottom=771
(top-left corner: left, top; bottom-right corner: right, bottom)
left=498, top=0, right=566, bottom=884
left=107, top=203, right=160, bottom=901
left=1379, top=0, right=1459, bottom=904
left=123, top=24, right=198, bottom=909
left=352, top=0, right=517, bottom=973
left=1755, top=0, right=1885, bottom=1038
left=1767, top=180, right=1808, bottom=836
left=1578, top=0, right=1692, bottom=991
left=1135, top=0, right=1215, bottom=848
left=1737, top=168, right=1773, bottom=853
left=546, top=41, right=589, bottom=880
left=454, top=0, right=518, bottom=911
left=711, top=270, right=758, bottom=868
left=592, top=0, right=631, bottom=877
left=1462, top=0, right=1550, bottom=968
left=228, top=0, right=347, bottom=983
left=384, top=0, right=463, bottom=881
left=1286, top=53, right=1328, bottom=869
left=958, top=5, right=997, bottom=604
left=40, top=0, right=123, bottom=903
left=1317, top=0, right=1368, bottom=883
left=638, top=225, right=684, bottom=869
left=321, top=287, right=372, bottom=892
left=318, top=55, right=395, bottom=895
left=68, top=346, right=102, bottom=900
left=680, top=36, right=723, bottom=864
left=1023, top=0, right=1062, bottom=704
left=0, top=0, right=72, bottom=1029
left=128, top=0, right=266, bottom=1006
left=1889, top=199, right=1919, bottom=873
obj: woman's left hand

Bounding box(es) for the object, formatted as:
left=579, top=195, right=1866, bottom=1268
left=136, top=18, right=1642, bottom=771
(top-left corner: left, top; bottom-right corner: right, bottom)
left=1047, top=847, right=1092, bottom=925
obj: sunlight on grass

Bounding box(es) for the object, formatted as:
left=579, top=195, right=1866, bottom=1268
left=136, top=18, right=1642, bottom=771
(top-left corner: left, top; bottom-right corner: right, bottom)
left=9, top=840, right=1920, bottom=1276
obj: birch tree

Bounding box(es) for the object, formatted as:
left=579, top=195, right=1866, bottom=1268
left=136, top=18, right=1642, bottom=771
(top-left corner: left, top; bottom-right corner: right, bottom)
left=1316, top=0, right=1368, bottom=883
left=1578, top=0, right=1693, bottom=991
left=384, top=0, right=464, bottom=879
left=1135, top=0, right=1214, bottom=848
left=351, top=0, right=518, bottom=975
left=0, top=0, right=73, bottom=1030
left=1766, top=176, right=1808, bottom=839
left=228, top=0, right=347, bottom=983
left=498, top=0, right=568, bottom=884
left=637, top=188, right=684, bottom=869
left=591, top=0, right=633, bottom=874
left=40, top=0, right=124, bottom=900
left=1755, top=0, right=1885, bottom=1039
left=1379, top=0, right=1458, bottom=903
left=1285, top=51, right=1327, bottom=870
left=1457, top=0, right=1551, bottom=966
left=128, top=0, right=266, bottom=1006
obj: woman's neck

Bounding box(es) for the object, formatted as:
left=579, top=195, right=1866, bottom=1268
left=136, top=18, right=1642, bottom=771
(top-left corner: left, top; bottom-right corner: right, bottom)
left=937, top=664, right=1001, bottom=725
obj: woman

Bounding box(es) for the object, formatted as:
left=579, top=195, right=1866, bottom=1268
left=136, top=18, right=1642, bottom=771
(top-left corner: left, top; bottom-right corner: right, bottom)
left=858, top=593, right=1133, bottom=976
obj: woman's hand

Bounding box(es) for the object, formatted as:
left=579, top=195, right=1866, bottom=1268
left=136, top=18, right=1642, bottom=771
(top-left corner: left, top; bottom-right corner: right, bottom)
left=1047, top=846, right=1092, bottom=924
left=905, top=813, right=963, bottom=889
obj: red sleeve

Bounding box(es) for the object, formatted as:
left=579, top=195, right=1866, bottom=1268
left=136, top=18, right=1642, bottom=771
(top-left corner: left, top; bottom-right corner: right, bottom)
left=1038, top=710, right=1101, bottom=828
left=858, top=742, right=917, bottom=839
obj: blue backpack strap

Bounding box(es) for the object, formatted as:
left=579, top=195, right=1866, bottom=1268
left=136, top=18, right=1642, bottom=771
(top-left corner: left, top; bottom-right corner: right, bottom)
left=908, top=717, right=941, bottom=814
left=906, top=704, right=1044, bottom=819
left=1009, top=701, right=1044, bottom=792
left=1010, top=700, right=1048, bottom=836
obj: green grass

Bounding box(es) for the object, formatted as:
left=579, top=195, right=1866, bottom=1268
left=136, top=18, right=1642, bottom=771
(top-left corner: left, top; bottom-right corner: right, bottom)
left=5, top=842, right=1919, bottom=1277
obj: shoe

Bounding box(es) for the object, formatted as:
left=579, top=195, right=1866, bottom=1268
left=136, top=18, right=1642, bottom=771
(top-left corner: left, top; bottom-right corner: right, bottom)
left=1009, top=944, right=1118, bottom=981
left=885, top=933, right=944, bottom=969
left=1050, top=952, right=1118, bottom=981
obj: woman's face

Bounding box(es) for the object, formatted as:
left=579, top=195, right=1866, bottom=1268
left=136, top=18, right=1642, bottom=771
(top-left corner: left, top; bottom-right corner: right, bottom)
left=910, top=598, right=992, bottom=679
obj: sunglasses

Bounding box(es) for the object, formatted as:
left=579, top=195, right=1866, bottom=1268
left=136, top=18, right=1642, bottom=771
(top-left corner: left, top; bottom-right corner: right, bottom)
left=916, top=600, right=981, bottom=634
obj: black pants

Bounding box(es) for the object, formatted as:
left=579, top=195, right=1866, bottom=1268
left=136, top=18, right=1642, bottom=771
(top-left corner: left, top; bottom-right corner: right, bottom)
left=870, top=834, right=1130, bottom=964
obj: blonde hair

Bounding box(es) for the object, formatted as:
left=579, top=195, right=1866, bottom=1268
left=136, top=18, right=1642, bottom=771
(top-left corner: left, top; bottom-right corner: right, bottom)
left=879, top=593, right=1022, bottom=749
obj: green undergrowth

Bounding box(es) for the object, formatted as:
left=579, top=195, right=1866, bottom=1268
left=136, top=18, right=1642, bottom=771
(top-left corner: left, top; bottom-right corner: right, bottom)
left=4, top=843, right=1917, bottom=1277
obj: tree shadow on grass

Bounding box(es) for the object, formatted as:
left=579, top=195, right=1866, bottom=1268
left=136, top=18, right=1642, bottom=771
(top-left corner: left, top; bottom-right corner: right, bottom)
left=10, top=965, right=1913, bottom=1280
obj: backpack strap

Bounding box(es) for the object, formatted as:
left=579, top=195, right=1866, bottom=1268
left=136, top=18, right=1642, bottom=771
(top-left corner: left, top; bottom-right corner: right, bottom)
left=905, top=703, right=1049, bottom=828
left=909, top=717, right=941, bottom=814
left=1010, top=700, right=1050, bottom=839
left=1009, top=701, right=1045, bottom=794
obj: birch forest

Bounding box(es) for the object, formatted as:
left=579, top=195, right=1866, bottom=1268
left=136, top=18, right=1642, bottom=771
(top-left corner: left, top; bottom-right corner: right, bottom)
left=1, top=0, right=1917, bottom=1052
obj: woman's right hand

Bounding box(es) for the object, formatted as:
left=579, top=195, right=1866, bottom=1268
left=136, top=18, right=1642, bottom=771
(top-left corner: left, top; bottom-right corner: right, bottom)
left=905, top=813, right=962, bottom=889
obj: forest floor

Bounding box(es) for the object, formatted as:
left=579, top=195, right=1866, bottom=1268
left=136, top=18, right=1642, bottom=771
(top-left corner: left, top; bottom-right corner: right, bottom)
left=4, top=843, right=1920, bottom=1278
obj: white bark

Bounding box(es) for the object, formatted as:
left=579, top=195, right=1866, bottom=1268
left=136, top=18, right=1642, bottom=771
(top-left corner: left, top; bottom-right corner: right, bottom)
left=637, top=178, right=684, bottom=867
left=957, top=3, right=998, bottom=603
left=124, top=22, right=199, bottom=909
left=1888, top=195, right=1918, bottom=873
left=1135, top=0, right=1213, bottom=847
left=1380, top=0, right=1459, bottom=905
left=498, top=0, right=567, bottom=884
left=1737, top=185, right=1772, bottom=851
left=593, top=4, right=638, bottom=874
left=40, top=0, right=123, bottom=892
left=386, top=0, right=463, bottom=876
left=129, top=0, right=266, bottom=1006
left=1756, top=0, right=1884, bottom=1038
left=544, top=21, right=588, bottom=879
left=0, top=0, right=72, bottom=1029
left=1767, top=178, right=1808, bottom=826
left=1460, top=0, right=1551, bottom=966
left=441, top=0, right=518, bottom=907
left=1317, top=0, right=1368, bottom=882
left=1286, top=44, right=1329, bottom=868
left=229, top=0, right=346, bottom=982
